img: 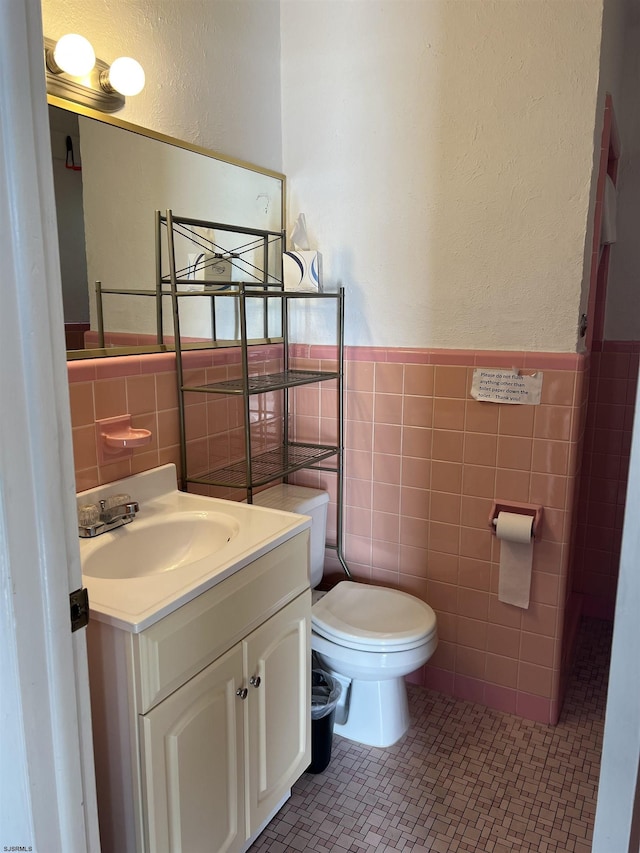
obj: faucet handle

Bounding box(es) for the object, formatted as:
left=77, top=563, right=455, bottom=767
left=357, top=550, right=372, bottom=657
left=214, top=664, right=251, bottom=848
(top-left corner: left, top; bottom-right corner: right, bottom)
left=78, top=495, right=138, bottom=538
left=78, top=503, right=100, bottom=527
left=102, top=493, right=132, bottom=510
left=99, top=495, right=139, bottom=523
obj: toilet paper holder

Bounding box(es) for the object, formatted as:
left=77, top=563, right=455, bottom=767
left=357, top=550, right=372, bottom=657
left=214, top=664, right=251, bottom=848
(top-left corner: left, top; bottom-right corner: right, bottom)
left=489, top=501, right=543, bottom=539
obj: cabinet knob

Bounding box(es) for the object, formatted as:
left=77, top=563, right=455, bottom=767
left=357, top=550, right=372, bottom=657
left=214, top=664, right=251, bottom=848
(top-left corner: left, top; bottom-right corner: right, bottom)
left=250, top=675, right=261, bottom=688
left=236, top=687, right=248, bottom=700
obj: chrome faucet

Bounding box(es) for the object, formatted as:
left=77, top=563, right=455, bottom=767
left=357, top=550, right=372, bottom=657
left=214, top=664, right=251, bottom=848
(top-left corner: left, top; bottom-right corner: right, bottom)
left=78, top=493, right=140, bottom=538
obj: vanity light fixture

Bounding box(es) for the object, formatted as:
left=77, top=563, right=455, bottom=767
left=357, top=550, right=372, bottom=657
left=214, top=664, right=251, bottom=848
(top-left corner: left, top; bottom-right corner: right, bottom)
left=44, top=35, right=145, bottom=113
left=100, top=56, right=145, bottom=97
left=46, top=33, right=96, bottom=77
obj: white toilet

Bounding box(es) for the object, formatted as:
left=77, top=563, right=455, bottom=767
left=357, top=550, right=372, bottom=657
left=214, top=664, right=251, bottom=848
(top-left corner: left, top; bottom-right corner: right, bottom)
left=250, top=484, right=438, bottom=748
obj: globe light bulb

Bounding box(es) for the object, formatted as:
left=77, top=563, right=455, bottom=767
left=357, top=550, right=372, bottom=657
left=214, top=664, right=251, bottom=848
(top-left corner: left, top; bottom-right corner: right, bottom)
left=107, top=57, right=145, bottom=96
left=53, top=34, right=96, bottom=77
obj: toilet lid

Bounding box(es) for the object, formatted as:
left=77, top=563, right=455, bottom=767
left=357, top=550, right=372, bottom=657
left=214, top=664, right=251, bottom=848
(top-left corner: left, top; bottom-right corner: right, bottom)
left=312, top=581, right=437, bottom=651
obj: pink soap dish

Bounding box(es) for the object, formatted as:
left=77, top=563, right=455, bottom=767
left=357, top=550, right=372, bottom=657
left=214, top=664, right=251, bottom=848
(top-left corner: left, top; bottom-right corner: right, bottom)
left=103, top=427, right=152, bottom=449
left=95, top=415, right=152, bottom=464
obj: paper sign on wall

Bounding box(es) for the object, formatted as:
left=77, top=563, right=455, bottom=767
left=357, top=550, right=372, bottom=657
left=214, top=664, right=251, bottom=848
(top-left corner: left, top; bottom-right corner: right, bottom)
left=470, top=368, right=543, bottom=405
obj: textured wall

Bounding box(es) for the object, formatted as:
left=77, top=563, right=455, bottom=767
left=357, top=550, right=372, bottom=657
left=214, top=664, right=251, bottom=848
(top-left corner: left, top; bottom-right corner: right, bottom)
left=41, top=0, right=283, bottom=171
left=44, top=0, right=607, bottom=352
left=280, top=0, right=604, bottom=352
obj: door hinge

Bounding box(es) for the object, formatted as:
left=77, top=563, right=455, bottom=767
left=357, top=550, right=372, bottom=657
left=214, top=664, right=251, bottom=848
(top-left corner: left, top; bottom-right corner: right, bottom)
left=70, top=587, right=90, bottom=632
left=579, top=313, right=588, bottom=338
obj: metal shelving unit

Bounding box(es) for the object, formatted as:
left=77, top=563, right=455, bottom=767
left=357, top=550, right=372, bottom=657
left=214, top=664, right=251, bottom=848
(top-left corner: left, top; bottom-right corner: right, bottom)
left=159, top=209, right=351, bottom=577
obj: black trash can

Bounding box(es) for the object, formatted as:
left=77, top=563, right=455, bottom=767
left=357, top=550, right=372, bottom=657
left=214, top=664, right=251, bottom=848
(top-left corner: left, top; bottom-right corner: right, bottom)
left=308, top=669, right=341, bottom=774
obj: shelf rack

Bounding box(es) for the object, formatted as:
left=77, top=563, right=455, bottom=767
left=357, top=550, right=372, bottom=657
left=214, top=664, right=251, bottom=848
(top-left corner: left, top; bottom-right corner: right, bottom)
left=159, top=209, right=351, bottom=578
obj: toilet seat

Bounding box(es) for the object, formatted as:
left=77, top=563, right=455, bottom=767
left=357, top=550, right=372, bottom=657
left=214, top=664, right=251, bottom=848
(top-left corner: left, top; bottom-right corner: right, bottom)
left=312, top=581, right=437, bottom=653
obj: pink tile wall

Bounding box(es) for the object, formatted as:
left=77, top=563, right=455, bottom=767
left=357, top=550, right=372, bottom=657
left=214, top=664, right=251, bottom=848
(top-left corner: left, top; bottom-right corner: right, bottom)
left=573, top=341, right=639, bottom=620
left=67, top=344, right=284, bottom=493
left=69, top=352, right=179, bottom=491
left=290, top=347, right=587, bottom=725
left=68, top=344, right=588, bottom=725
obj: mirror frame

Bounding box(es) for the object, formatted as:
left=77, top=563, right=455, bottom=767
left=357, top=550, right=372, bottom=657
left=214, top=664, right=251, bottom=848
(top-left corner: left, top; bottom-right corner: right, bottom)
left=48, top=95, right=287, bottom=360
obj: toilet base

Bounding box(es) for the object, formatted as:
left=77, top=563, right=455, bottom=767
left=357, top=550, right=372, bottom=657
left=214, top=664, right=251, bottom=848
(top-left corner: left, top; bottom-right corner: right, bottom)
left=333, top=675, right=410, bottom=748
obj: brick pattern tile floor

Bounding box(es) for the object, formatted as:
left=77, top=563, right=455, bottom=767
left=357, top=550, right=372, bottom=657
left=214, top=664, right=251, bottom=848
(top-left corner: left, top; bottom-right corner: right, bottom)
left=250, top=617, right=611, bottom=852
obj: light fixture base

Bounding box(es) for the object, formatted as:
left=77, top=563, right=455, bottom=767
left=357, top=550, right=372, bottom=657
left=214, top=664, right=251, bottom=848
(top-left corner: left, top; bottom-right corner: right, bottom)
left=44, top=37, right=125, bottom=113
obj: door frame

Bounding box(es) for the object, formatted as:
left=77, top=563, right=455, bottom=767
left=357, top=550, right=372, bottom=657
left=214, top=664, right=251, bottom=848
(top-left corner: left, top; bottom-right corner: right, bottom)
left=584, top=93, right=620, bottom=352
left=592, top=366, right=640, bottom=851
left=0, top=0, right=99, bottom=848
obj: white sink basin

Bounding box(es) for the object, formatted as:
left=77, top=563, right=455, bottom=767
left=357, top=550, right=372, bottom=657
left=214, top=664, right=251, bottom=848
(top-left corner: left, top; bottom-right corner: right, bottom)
left=82, top=511, right=240, bottom=580
left=77, top=464, right=311, bottom=632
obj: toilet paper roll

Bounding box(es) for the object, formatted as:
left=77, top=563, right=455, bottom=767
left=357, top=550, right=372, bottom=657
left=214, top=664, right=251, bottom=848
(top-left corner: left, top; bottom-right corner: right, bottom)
left=496, top=512, right=534, bottom=609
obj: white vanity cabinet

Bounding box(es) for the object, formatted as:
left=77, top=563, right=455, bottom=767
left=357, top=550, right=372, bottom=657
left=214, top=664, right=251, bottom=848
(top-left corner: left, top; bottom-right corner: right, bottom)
left=141, top=642, right=245, bottom=852
left=141, top=593, right=309, bottom=852
left=87, top=531, right=311, bottom=853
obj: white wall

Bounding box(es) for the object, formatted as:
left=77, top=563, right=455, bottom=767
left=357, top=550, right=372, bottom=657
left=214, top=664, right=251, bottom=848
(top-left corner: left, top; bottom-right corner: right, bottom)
left=281, top=0, right=604, bottom=351
left=43, top=0, right=608, bottom=353
left=41, top=0, right=283, bottom=172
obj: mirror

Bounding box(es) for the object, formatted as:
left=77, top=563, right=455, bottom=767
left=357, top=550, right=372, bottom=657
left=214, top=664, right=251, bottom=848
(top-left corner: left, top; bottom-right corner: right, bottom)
left=48, top=98, right=285, bottom=358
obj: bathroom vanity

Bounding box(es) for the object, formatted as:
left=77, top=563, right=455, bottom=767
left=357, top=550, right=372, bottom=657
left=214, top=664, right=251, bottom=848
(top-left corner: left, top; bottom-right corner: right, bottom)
left=78, top=465, right=311, bottom=853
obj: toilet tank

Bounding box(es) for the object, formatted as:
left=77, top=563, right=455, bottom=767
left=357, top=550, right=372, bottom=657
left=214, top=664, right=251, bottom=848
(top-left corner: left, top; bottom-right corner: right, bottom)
left=249, top=485, right=329, bottom=587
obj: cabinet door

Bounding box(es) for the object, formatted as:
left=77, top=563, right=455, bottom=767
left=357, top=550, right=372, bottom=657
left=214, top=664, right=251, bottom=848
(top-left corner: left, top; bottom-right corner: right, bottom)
left=140, top=644, right=245, bottom=853
left=243, top=592, right=311, bottom=836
